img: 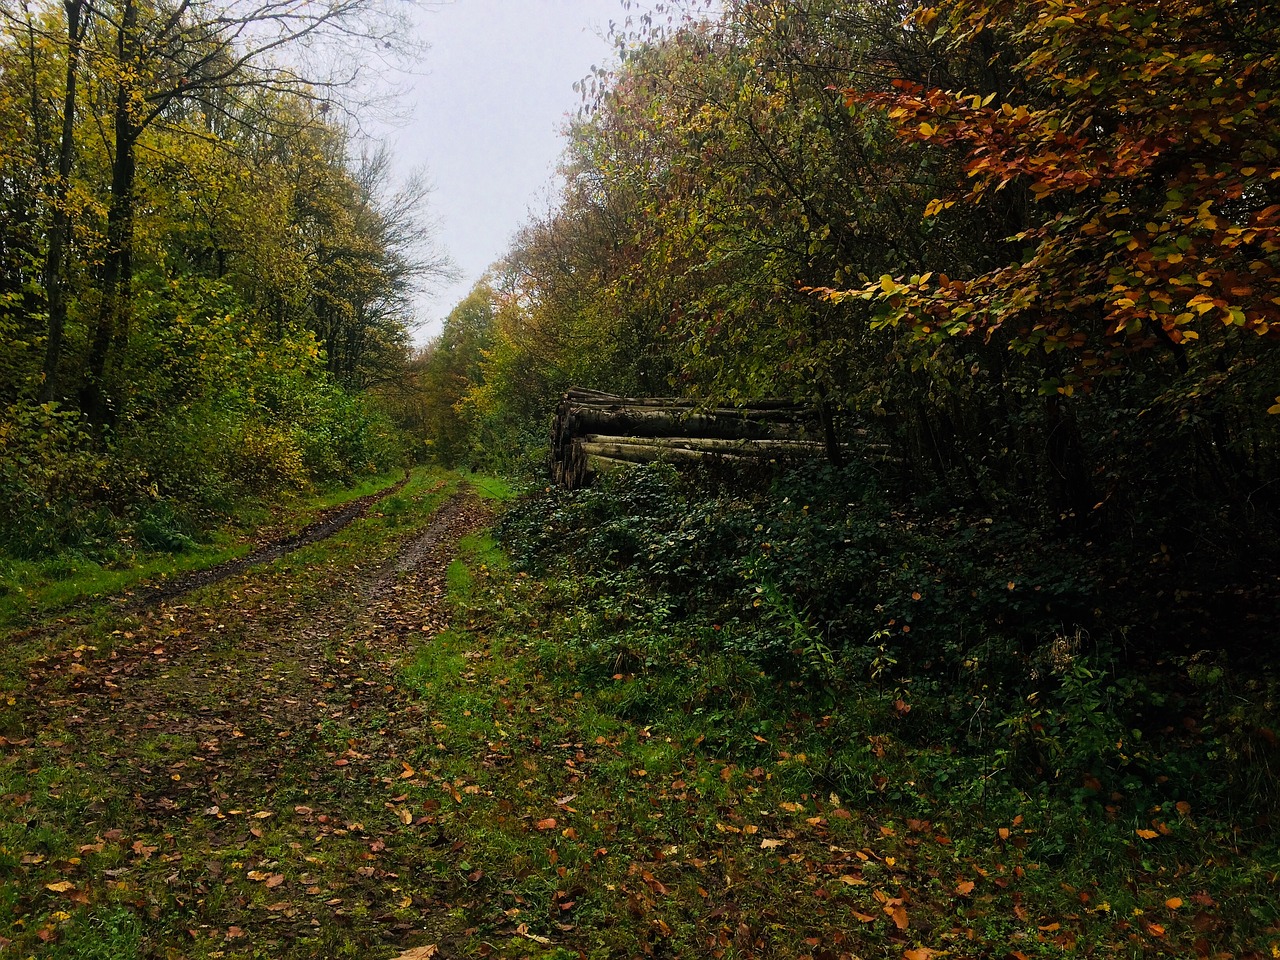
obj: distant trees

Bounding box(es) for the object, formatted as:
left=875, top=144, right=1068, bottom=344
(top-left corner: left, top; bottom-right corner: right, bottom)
left=0, top=0, right=445, bottom=555
left=425, top=0, right=1277, bottom=555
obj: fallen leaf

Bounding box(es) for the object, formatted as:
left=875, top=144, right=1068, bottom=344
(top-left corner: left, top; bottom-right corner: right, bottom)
left=1135, top=829, right=1159, bottom=839
left=393, top=947, right=439, bottom=960
left=955, top=880, right=975, bottom=895
left=760, top=838, right=785, bottom=849
left=45, top=881, right=75, bottom=894
left=535, top=818, right=557, bottom=831
left=1166, top=897, right=1183, bottom=909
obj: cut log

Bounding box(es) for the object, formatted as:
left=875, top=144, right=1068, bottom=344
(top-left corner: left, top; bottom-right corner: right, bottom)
left=580, top=435, right=833, bottom=457
left=551, top=388, right=860, bottom=489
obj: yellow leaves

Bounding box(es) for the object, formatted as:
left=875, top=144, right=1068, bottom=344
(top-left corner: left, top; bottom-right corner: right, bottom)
left=923, top=198, right=956, bottom=218
left=1268, top=397, right=1280, bottom=415
left=1188, top=294, right=1216, bottom=315
left=918, top=121, right=938, bottom=137
left=1135, top=828, right=1159, bottom=839
left=44, top=881, right=75, bottom=894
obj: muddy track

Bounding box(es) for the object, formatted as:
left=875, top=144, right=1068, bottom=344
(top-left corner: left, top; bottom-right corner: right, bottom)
left=123, top=471, right=414, bottom=610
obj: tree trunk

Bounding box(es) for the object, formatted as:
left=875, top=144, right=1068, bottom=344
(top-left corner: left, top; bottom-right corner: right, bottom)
left=38, top=0, right=88, bottom=404
left=82, top=0, right=139, bottom=425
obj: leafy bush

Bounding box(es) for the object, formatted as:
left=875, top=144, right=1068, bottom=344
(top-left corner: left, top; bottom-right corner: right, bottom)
left=497, top=462, right=1278, bottom=810
left=0, top=402, right=123, bottom=557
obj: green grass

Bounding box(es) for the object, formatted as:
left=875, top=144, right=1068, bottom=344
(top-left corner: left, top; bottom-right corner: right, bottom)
left=5, top=466, right=1274, bottom=958
left=0, top=469, right=407, bottom=627
left=391, top=536, right=1280, bottom=959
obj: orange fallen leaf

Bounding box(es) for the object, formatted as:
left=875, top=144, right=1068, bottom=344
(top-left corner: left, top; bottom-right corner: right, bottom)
left=535, top=818, right=557, bottom=831
left=851, top=910, right=877, bottom=923
left=903, top=949, right=938, bottom=960
left=1135, top=829, right=1159, bottom=839
left=1166, top=897, right=1183, bottom=909
left=955, top=880, right=975, bottom=896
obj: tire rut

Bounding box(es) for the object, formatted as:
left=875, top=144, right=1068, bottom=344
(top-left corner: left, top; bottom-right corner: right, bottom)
left=124, top=471, right=415, bottom=610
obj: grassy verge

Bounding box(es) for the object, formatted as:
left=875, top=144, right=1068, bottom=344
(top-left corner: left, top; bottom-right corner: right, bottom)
left=0, top=469, right=406, bottom=627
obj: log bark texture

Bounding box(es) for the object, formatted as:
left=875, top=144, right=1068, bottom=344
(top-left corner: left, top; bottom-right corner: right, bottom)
left=551, top=388, right=841, bottom=489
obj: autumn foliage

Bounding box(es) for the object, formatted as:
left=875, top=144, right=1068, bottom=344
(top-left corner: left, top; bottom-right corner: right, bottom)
left=828, top=0, right=1280, bottom=388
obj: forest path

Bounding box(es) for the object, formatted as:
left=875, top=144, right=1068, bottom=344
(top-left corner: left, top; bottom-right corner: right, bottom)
left=122, top=470, right=416, bottom=610
left=0, top=471, right=496, bottom=959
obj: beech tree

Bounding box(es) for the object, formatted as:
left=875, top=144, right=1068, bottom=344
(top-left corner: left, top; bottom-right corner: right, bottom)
left=818, top=0, right=1280, bottom=517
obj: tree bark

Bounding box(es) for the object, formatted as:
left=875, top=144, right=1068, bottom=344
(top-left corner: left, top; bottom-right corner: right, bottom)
left=550, top=389, right=875, bottom=489
left=82, top=0, right=139, bottom=425
left=38, top=0, right=88, bottom=404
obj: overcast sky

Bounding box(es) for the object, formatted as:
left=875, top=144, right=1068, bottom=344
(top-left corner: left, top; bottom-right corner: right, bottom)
left=378, top=0, right=632, bottom=344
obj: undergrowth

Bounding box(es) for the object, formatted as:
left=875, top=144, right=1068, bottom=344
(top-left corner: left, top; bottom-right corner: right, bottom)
left=495, top=462, right=1280, bottom=841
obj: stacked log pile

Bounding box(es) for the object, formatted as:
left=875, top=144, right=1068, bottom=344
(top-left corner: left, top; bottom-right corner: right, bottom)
left=551, top=388, right=837, bottom=489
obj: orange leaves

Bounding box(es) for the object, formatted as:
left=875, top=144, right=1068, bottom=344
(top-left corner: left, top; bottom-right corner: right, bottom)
left=246, top=870, right=285, bottom=888
left=835, top=0, right=1280, bottom=391
left=534, top=818, right=558, bottom=832
left=874, top=889, right=910, bottom=930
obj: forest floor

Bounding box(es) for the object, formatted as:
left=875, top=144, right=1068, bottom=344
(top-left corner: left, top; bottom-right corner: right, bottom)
left=1, top=468, right=1276, bottom=960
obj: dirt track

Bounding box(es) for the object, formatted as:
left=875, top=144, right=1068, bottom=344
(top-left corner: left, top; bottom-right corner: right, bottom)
left=123, top=472, right=417, bottom=610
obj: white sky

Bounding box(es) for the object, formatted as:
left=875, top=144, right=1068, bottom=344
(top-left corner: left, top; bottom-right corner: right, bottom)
left=380, top=0, right=633, bottom=344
